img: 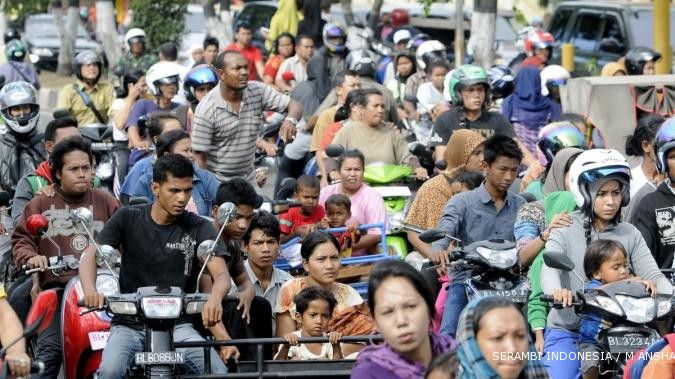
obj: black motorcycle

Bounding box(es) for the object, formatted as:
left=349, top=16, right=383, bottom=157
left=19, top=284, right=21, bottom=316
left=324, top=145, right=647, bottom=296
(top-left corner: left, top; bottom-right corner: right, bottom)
left=419, top=229, right=530, bottom=305
left=541, top=252, right=675, bottom=378
left=80, top=123, right=116, bottom=193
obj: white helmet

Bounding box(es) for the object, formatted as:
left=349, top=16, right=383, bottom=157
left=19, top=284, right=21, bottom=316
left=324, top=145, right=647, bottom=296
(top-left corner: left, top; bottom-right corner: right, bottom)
left=568, top=149, right=631, bottom=209
left=415, top=40, right=446, bottom=71
left=540, top=65, right=570, bottom=96
left=145, top=62, right=182, bottom=97
left=124, top=28, right=146, bottom=50
left=0, top=81, right=40, bottom=135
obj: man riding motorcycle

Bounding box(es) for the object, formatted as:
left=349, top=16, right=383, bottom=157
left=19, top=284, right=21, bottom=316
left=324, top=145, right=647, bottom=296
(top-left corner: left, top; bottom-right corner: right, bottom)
left=113, top=28, right=159, bottom=79
left=306, top=22, right=349, bottom=101
left=56, top=51, right=114, bottom=126
left=10, top=137, right=121, bottom=378
left=0, top=81, right=47, bottom=196
left=80, top=154, right=229, bottom=378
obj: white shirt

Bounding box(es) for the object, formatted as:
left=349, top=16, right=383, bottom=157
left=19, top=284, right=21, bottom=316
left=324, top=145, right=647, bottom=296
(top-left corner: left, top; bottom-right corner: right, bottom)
left=275, top=55, right=308, bottom=89
left=630, top=162, right=657, bottom=199
left=416, top=82, right=445, bottom=114
left=109, top=98, right=129, bottom=142
left=275, top=330, right=335, bottom=360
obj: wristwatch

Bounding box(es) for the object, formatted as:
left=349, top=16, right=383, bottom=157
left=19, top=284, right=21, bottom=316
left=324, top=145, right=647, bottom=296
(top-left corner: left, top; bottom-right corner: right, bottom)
left=284, top=117, right=299, bottom=126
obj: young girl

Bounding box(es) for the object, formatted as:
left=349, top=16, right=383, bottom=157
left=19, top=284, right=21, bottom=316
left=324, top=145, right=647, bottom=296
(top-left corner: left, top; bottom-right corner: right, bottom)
left=571, top=240, right=656, bottom=379
left=275, top=286, right=343, bottom=360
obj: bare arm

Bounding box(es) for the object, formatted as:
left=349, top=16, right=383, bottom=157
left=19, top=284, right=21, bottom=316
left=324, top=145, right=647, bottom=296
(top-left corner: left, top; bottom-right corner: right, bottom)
left=276, top=311, right=296, bottom=337
left=519, top=237, right=546, bottom=267
left=406, top=230, right=433, bottom=258
left=352, top=234, right=380, bottom=252
left=275, top=77, right=293, bottom=93
left=0, top=298, right=26, bottom=354
left=256, top=61, right=265, bottom=82
left=112, top=98, right=136, bottom=132
left=433, top=146, right=446, bottom=163
left=206, top=256, right=231, bottom=303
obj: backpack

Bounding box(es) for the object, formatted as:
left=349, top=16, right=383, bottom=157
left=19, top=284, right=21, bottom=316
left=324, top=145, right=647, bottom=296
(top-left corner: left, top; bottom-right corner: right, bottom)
left=624, top=333, right=675, bottom=379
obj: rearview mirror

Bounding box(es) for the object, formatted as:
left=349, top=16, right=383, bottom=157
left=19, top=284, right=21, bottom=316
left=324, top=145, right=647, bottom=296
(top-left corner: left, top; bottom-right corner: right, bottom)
left=96, top=245, right=120, bottom=268
left=419, top=229, right=447, bottom=244
left=26, top=214, right=50, bottom=237
left=197, top=240, right=217, bottom=263
left=325, top=144, right=346, bottom=158
left=543, top=252, right=575, bottom=272
left=216, top=202, right=236, bottom=225
left=71, top=207, right=94, bottom=229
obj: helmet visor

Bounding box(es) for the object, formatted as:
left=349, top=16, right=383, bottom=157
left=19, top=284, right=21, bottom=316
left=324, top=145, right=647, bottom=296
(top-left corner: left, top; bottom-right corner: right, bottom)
left=128, top=36, right=145, bottom=45
left=579, top=166, right=631, bottom=185
left=541, top=124, right=585, bottom=150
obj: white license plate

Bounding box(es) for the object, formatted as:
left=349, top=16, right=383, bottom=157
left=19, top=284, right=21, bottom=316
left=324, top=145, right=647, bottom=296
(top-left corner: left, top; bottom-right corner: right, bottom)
left=135, top=352, right=185, bottom=365
left=88, top=331, right=110, bottom=351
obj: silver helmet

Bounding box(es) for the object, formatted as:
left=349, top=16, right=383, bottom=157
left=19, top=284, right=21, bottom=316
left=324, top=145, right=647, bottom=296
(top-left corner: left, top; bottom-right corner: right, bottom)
left=0, top=81, right=40, bottom=134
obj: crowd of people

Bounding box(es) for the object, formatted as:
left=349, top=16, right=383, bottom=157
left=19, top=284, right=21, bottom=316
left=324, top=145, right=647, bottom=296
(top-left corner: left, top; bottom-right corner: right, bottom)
left=0, top=7, right=673, bottom=379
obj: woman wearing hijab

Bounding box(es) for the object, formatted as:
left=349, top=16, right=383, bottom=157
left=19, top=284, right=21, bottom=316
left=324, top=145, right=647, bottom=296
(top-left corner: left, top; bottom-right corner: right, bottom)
left=502, top=66, right=562, bottom=157
left=266, top=0, right=300, bottom=51
left=351, top=260, right=456, bottom=379
left=298, top=0, right=326, bottom=49
left=456, top=297, right=550, bottom=379
left=386, top=52, right=417, bottom=108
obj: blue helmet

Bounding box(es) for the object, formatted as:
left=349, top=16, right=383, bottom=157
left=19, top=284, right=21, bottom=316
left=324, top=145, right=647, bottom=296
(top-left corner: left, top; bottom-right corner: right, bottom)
left=183, top=64, right=218, bottom=103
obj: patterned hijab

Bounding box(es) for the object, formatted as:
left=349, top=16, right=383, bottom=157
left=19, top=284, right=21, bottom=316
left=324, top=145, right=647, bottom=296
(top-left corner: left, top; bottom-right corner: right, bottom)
left=456, top=297, right=550, bottom=379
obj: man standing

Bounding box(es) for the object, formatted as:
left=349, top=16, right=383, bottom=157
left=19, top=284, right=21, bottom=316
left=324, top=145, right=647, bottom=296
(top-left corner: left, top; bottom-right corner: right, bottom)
left=191, top=51, right=303, bottom=184
left=275, top=35, right=315, bottom=93
left=199, top=36, right=220, bottom=67
left=113, top=28, right=158, bottom=78
left=225, top=24, right=264, bottom=81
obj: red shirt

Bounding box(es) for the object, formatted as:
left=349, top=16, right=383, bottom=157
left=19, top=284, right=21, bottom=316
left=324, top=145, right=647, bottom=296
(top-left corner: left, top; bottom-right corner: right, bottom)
left=264, top=55, right=284, bottom=81
left=225, top=43, right=263, bottom=81
left=279, top=205, right=325, bottom=235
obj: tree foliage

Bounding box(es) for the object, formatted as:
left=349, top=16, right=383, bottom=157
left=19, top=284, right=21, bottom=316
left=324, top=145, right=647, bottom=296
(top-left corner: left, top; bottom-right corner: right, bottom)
left=130, top=0, right=187, bottom=53
left=419, top=0, right=433, bottom=18
left=3, top=0, right=51, bottom=28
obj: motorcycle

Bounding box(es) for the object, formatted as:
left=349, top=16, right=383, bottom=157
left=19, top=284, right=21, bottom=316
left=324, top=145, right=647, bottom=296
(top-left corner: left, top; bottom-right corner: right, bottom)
left=77, top=202, right=236, bottom=378
left=419, top=229, right=530, bottom=305
left=19, top=208, right=120, bottom=379
left=80, top=123, right=116, bottom=193
left=541, top=252, right=675, bottom=378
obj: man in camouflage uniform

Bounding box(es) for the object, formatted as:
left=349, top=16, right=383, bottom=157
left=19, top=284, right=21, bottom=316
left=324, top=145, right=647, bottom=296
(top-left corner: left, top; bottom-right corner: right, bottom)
left=113, top=28, right=158, bottom=79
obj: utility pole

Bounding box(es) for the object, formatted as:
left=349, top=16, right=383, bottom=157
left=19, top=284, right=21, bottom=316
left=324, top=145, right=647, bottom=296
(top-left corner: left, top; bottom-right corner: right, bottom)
left=654, top=0, right=672, bottom=74
left=455, top=0, right=464, bottom=67
left=469, top=0, right=496, bottom=68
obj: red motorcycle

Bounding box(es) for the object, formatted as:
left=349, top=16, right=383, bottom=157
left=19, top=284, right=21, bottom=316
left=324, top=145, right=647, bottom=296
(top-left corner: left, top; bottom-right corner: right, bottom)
left=24, top=208, right=120, bottom=379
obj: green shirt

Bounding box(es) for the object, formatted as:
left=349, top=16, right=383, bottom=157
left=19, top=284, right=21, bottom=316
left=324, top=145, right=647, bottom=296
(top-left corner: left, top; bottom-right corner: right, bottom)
left=114, top=53, right=158, bottom=77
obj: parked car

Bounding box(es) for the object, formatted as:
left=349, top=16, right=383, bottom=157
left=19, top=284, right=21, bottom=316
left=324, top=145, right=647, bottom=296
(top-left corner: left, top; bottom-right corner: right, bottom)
left=25, top=13, right=101, bottom=72
left=547, top=1, right=675, bottom=76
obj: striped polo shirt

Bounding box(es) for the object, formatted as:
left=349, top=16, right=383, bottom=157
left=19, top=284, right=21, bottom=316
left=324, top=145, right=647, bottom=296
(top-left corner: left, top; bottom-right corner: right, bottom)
left=191, top=82, right=290, bottom=182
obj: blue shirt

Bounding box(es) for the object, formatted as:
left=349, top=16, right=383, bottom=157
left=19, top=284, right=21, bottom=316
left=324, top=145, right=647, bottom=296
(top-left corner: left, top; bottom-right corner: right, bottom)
left=120, top=156, right=154, bottom=197
left=126, top=99, right=180, bottom=166
left=579, top=279, right=607, bottom=344
left=130, top=166, right=220, bottom=216
left=432, top=182, right=526, bottom=252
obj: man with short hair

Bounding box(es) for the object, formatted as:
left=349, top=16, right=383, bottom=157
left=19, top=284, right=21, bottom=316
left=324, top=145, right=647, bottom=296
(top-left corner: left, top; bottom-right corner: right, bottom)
left=12, top=137, right=121, bottom=378
left=191, top=51, right=303, bottom=184
left=275, top=35, right=315, bottom=93
left=199, top=36, right=220, bottom=67
left=225, top=24, right=264, bottom=81
left=11, top=116, right=82, bottom=226
left=80, top=154, right=229, bottom=378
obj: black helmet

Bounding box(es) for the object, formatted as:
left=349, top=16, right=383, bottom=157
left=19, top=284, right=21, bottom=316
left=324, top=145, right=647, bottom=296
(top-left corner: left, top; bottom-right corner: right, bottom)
left=624, top=47, right=661, bottom=75
left=3, top=27, right=20, bottom=44
left=346, top=49, right=376, bottom=78
left=74, top=50, right=103, bottom=82
left=487, top=64, right=515, bottom=100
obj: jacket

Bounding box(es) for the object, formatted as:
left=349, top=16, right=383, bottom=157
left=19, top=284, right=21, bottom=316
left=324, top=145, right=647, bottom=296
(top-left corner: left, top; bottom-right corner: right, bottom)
left=541, top=210, right=673, bottom=332
left=12, top=188, right=121, bottom=288
left=631, top=181, right=675, bottom=268
left=0, top=131, right=47, bottom=196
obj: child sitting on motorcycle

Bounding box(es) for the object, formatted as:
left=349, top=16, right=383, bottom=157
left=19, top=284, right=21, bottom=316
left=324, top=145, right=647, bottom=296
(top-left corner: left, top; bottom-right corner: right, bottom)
left=555, top=239, right=655, bottom=379
left=280, top=176, right=325, bottom=244
left=320, top=194, right=360, bottom=258
left=275, top=286, right=343, bottom=360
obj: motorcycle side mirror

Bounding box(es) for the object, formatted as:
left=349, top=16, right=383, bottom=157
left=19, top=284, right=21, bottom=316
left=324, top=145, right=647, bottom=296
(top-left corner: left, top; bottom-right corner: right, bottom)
left=419, top=229, right=447, bottom=244
left=71, top=207, right=94, bottom=229
left=197, top=240, right=217, bottom=263
left=215, top=202, right=236, bottom=226
left=96, top=245, right=119, bottom=268
left=325, top=144, right=346, bottom=158
left=435, top=160, right=447, bottom=171
left=0, top=190, right=9, bottom=207
left=52, top=108, right=71, bottom=119
left=272, top=199, right=302, bottom=215
left=26, top=214, right=50, bottom=237
left=543, top=252, right=575, bottom=272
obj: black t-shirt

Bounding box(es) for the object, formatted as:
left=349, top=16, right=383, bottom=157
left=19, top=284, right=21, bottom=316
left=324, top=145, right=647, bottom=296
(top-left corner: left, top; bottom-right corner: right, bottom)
left=97, top=204, right=227, bottom=325
left=430, top=108, right=515, bottom=147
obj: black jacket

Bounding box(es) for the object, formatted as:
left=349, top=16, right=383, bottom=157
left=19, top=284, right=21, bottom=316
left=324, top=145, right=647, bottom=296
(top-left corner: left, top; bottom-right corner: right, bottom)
left=631, top=181, right=675, bottom=268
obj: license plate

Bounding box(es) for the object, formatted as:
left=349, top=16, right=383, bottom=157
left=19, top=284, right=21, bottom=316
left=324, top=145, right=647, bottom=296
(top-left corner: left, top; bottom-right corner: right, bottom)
left=607, top=335, right=659, bottom=354
left=478, top=289, right=528, bottom=302
left=135, top=352, right=185, bottom=365
left=88, top=331, right=110, bottom=351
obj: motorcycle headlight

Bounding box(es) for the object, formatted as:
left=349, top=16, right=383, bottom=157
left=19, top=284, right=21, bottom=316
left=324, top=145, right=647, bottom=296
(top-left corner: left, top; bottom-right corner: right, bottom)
left=586, top=295, right=623, bottom=317
left=96, top=274, right=119, bottom=297
left=109, top=301, right=137, bottom=315
left=615, top=295, right=656, bottom=323
left=657, top=298, right=672, bottom=318
left=96, top=162, right=114, bottom=180
left=476, top=247, right=518, bottom=269
left=141, top=297, right=182, bottom=319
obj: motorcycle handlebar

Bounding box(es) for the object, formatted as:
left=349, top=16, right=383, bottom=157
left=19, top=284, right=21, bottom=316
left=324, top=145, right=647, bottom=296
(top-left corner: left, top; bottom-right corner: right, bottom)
left=539, top=294, right=582, bottom=308
left=21, top=264, right=67, bottom=275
